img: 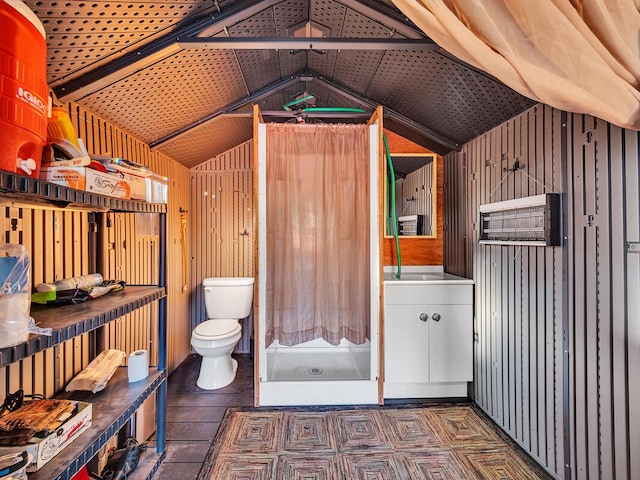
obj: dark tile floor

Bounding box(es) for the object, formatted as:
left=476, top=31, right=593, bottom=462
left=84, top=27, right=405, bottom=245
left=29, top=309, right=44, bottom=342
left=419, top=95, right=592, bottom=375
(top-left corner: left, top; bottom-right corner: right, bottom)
left=154, top=353, right=254, bottom=480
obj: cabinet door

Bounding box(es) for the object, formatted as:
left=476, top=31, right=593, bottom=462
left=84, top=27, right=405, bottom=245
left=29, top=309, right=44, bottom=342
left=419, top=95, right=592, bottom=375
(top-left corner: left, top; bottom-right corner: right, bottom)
left=384, top=304, right=431, bottom=383
left=428, top=304, right=473, bottom=382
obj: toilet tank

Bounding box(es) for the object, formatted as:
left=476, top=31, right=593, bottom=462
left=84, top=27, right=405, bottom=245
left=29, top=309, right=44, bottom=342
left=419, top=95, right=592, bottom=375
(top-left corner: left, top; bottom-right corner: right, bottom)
left=203, top=277, right=254, bottom=319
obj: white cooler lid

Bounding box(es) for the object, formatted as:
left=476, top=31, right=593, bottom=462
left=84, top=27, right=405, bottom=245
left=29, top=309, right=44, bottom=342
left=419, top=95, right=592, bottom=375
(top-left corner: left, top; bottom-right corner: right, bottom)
left=194, top=319, right=240, bottom=338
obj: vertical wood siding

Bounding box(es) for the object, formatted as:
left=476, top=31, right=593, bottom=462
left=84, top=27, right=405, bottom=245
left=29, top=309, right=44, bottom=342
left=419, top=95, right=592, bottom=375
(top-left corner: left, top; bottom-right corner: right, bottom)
left=66, top=101, right=192, bottom=372
left=445, top=103, right=640, bottom=479
left=190, top=141, right=254, bottom=353
left=0, top=101, right=192, bottom=400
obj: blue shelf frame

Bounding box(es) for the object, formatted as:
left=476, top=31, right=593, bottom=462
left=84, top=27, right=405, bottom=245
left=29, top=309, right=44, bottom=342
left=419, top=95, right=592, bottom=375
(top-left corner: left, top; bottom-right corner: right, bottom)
left=0, top=172, right=168, bottom=479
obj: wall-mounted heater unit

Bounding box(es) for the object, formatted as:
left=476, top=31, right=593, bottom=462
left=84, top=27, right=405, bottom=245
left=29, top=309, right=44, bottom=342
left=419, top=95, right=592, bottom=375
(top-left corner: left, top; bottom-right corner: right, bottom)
left=398, top=214, right=423, bottom=235
left=479, top=193, right=561, bottom=246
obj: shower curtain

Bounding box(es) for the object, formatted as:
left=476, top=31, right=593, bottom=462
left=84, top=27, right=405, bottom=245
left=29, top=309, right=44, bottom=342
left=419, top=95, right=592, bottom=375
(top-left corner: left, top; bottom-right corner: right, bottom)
left=265, top=123, right=370, bottom=347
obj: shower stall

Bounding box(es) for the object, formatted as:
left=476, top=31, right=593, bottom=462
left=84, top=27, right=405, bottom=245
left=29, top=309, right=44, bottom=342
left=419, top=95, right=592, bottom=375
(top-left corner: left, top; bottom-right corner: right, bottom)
left=256, top=114, right=380, bottom=406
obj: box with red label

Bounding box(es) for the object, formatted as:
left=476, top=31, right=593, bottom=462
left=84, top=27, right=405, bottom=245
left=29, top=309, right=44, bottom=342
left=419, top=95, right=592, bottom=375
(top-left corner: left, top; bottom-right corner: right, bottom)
left=40, top=166, right=131, bottom=199
left=0, top=401, right=92, bottom=472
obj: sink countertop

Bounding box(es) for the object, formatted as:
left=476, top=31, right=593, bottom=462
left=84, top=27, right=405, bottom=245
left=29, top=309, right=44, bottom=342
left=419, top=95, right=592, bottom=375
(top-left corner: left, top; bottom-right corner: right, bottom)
left=383, top=270, right=474, bottom=285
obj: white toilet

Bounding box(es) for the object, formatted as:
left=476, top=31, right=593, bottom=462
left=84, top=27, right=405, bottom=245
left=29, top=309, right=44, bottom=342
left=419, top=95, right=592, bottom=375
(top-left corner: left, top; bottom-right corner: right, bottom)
left=191, top=277, right=254, bottom=390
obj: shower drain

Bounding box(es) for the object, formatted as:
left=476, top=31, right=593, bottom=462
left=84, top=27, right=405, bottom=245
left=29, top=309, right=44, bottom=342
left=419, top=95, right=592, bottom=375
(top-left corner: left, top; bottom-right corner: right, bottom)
left=308, top=367, right=323, bottom=375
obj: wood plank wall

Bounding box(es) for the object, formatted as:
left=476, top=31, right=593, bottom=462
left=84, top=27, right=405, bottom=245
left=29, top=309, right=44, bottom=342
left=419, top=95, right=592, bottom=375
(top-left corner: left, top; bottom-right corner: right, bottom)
left=382, top=130, right=443, bottom=266
left=445, top=103, right=640, bottom=480
left=65, top=101, right=192, bottom=372
left=190, top=141, right=254, bottom=353
left=0, top=101, right=192, bottom=404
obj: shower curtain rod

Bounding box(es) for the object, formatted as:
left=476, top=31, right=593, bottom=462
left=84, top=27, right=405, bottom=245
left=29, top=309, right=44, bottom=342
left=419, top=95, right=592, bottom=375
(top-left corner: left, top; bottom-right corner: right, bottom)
left=260, top=109, right=373, bottom=119
left=224, top=111, right=372, bottom=119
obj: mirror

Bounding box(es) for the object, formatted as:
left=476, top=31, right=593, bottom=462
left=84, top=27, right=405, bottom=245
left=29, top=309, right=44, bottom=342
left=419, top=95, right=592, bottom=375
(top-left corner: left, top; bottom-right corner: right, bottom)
left=385, top=153, right=437, bottom=237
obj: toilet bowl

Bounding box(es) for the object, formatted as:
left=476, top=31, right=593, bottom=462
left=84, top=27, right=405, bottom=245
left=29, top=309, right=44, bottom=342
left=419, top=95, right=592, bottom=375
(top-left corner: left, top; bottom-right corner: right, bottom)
left=191, top=277, right=254, bottom=390
left=191, top=319, right=242, bottom=390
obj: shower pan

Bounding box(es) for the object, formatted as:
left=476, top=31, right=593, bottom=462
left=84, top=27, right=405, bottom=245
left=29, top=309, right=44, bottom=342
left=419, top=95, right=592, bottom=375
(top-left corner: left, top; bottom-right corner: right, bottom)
left=255, top=113, right=381, bottom=406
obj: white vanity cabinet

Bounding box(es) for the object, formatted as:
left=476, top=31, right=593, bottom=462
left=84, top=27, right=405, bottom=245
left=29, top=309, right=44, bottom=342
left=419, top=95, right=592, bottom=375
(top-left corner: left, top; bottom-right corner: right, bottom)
left=383, top=274, right=474, bottom=399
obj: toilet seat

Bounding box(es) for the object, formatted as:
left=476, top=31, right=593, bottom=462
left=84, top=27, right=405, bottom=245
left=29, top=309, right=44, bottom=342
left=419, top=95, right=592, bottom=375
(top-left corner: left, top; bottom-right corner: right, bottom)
left=193, top=319, right=241, bottom=339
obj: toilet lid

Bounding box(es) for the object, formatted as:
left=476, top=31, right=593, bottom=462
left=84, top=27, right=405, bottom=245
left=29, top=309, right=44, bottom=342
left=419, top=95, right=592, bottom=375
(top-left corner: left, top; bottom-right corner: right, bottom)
left=194, top=319, right=241, bottom=338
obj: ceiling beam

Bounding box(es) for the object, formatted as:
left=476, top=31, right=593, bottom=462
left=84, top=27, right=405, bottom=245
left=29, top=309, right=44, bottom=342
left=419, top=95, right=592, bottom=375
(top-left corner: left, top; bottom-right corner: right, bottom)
left=178, top=37, right=438, bottom=50
left=149, top=75, right=301, bottom=149
left=53, top=0, right=283, bottom=101
left=346, top=0, right=501, bottom=83
left=151, top=70, right=461, bottom=152
left=312, top=76, right=461, bottom=151
left=261, top=111, right=371, bottom=118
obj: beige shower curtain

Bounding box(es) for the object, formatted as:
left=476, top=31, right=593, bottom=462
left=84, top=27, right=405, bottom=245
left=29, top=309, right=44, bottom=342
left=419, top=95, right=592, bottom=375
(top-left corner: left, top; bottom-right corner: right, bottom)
left=265, top=123, right=370, bottom=347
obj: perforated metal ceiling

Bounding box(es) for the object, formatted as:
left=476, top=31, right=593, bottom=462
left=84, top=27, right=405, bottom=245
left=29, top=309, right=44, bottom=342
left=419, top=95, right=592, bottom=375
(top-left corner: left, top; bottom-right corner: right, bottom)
left=28, top=0, right=536, bottom=168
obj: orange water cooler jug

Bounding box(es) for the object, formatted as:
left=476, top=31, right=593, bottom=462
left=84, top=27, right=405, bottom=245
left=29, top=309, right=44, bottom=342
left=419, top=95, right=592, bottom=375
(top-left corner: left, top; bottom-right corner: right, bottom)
left=0, top=0, right=48, bottom=178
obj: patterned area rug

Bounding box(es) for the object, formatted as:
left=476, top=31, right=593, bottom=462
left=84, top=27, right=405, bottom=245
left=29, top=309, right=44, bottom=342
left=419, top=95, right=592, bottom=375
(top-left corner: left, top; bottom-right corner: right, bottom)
left=197, top=404, right=551, bottom=479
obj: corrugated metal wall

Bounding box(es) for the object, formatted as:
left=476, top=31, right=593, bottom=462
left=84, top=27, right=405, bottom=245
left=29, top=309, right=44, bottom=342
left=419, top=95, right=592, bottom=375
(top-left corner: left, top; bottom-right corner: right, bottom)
left=190, top=141, right=254, bottom=353
left=445, top=103, right=640, bottom=479
left=0, top=101, right=192, bottom=403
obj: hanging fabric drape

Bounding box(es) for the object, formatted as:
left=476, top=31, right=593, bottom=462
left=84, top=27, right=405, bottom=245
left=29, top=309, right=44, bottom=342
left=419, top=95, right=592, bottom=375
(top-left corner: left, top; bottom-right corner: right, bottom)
left=392, top=0, right=640, bottom=130
left=265, top=123, right=370, bottom=347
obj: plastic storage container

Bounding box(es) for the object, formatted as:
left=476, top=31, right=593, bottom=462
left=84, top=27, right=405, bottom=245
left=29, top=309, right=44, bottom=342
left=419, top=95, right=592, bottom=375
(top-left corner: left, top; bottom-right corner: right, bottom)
left=0, top=0, right=48, bottom=178
left=0, top=244, right=31, bottom=349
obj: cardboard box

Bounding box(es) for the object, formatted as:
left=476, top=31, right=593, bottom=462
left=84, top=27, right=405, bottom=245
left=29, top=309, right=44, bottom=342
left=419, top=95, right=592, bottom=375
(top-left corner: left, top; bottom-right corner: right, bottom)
left=114, top=170, right=146, bottom=201
left=40, top=166, right=131, bottom=199
left=0, top=401, right=92, bottom=472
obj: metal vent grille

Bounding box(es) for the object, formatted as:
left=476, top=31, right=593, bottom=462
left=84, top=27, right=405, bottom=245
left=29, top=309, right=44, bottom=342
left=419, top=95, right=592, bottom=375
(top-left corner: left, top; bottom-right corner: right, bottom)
left=26, top=0, right=214, bottom=83
left=79, top=50, right=247, bottom=142
left=368, top=50, right=535, bottom=142
left=157, top=116, right=253, bottom=169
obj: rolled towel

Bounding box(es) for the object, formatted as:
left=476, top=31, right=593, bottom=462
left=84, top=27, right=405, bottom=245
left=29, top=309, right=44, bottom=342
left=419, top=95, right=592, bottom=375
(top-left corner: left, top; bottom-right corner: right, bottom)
left=35, top=273, right=103, bottom=292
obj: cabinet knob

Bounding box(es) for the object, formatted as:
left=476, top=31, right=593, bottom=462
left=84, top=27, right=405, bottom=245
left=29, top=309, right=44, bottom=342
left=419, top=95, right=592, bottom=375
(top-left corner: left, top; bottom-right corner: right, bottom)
left=419, top=312, right=429, bottom=322
left=432, top=313, right=441, bottom=322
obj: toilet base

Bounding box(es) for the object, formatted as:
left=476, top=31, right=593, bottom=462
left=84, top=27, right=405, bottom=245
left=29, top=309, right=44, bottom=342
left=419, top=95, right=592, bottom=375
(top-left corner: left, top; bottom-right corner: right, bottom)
left=196, top=355, right=238, bottom=390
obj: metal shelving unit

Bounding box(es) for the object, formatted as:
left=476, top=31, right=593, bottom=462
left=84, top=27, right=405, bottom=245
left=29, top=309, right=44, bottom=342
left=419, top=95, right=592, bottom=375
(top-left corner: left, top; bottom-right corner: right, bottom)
left=31, top=368, right=166, bottom=480
left=0, top=286, right=165, bottom=368
left=0, top=170, right=166, bottom=213
left=0, top=172, right=168, bottom=480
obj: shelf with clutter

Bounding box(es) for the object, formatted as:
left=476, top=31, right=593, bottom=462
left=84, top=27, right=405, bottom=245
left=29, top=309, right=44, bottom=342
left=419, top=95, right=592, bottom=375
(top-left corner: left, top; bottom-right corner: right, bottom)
left=0, top=239, right=168, bottom=479
left=0, top=3, right=168, bottom=479
left=38, top=106, right=168, bottom=209
left=0, top=285, right=166, bottom=369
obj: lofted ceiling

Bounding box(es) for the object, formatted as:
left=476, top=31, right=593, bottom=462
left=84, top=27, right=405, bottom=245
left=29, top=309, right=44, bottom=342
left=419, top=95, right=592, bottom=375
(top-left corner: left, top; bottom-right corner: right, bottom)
left=29, top=0, right=536, bottom=169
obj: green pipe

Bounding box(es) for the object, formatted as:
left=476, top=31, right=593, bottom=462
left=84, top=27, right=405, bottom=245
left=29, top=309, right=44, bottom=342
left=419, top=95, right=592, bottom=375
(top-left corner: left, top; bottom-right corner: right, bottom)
left=283, top=95, right=316, bottom=111
left=383, top=132, right=401, bottom=279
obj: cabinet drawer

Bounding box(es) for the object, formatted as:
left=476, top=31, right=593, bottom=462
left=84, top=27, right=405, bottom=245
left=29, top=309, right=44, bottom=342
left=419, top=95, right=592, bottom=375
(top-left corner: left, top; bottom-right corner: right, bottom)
left=384, top=283, right=473, bottom=305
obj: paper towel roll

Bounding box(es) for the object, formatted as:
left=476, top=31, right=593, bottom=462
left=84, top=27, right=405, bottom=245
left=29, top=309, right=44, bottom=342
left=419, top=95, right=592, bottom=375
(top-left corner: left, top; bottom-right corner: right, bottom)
left=128, top=350, right=149, bottom=383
